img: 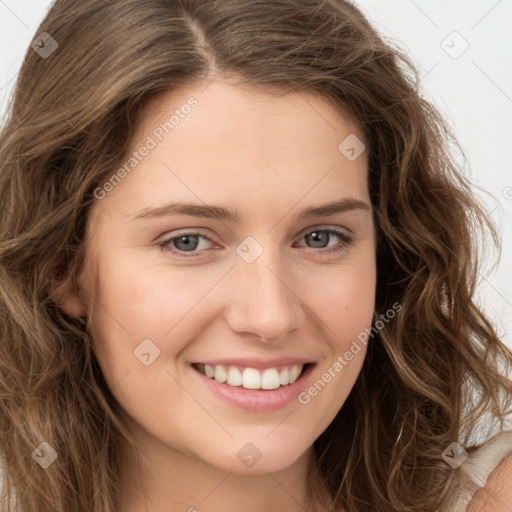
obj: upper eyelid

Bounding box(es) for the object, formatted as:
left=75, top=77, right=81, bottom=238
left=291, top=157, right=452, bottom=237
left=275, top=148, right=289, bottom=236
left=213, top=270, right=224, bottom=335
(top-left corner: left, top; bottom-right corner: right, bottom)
left=164, top=224, right=355, bottom=240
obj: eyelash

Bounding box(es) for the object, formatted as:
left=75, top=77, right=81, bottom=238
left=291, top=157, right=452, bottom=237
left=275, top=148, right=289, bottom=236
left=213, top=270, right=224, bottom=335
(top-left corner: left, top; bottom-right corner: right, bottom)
left=157, top=227, right=354, bottom=258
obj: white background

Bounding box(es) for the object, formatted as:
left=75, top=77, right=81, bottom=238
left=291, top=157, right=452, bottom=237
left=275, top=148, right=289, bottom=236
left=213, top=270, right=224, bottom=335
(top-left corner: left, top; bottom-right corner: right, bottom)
left=0, top=0, right=511, bottom=348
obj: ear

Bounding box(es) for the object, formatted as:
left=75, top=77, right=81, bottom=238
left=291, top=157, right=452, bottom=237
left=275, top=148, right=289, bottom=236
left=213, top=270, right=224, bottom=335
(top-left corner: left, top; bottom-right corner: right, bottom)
left=50, top=270, right=88, bottom=318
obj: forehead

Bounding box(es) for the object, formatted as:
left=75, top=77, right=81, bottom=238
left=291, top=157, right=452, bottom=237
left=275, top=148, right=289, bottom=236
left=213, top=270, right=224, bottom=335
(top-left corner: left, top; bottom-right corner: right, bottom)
left=136, top=77, right=363, bottom=150
left=91, top=78, right=369, bottom=224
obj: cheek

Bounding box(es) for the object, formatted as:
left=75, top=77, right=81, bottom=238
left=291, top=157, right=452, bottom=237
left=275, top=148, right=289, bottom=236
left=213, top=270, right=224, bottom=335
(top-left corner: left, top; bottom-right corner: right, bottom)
left=294, top=256, right=375, bottom=424
left=305, top=258, right=376, bottom=349
left=86, top=250, right=237, bottom=392
left=90, top=252, right=221, bottom=339
left=86, top=255, right=206, bottom=430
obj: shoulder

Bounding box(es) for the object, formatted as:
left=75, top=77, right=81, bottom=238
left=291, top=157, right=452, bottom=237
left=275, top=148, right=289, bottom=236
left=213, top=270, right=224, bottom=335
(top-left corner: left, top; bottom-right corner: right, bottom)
left=466, top=431, right=512, bottom=511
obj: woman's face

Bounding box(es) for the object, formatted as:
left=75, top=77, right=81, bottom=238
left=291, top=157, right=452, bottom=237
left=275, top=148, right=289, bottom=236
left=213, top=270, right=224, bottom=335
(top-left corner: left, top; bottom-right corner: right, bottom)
left=70, top=77, right=376, bottom=474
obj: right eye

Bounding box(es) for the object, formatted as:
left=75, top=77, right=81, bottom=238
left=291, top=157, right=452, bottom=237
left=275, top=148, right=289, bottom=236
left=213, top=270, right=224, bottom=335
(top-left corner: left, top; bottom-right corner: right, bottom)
left=158, top=232, right=215, bottom=257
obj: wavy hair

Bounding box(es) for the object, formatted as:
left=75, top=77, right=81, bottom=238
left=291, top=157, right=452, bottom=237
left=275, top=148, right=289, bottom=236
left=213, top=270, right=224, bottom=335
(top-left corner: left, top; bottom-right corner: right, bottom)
left=1, top=1, right=511, bottom=510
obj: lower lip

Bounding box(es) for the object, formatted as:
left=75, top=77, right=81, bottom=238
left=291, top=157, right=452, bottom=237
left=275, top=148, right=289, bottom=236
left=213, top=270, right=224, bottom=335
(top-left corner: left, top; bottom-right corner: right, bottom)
left=193, top=364, right=315, bottom=412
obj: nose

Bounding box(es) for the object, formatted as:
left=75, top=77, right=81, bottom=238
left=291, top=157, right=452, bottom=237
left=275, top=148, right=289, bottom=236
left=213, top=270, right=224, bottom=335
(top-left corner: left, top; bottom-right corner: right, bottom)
left=224, top=242, right=304, bottom=343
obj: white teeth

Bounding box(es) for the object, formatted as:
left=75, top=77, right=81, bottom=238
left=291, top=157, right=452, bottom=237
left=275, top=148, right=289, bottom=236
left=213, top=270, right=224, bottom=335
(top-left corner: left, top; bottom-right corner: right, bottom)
left=205, top=364, right=215, bottom=378
left=279, top=367, right=290, bottom=385
left=214, top=365, right=227, bottom=383
left=261, top=368, right=281, bottom=390
left=227, top=366, right=242, bottom=386
left=242, top=368, right=261, bottom=389
left=198, top=363, right=306, bottom=390
left=289, top=364, right=302, bottom=384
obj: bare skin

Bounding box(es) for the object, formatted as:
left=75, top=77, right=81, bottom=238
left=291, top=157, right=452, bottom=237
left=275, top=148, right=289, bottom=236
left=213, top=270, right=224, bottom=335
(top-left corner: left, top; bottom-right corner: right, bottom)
left=60, top=76, right=376, bottom=512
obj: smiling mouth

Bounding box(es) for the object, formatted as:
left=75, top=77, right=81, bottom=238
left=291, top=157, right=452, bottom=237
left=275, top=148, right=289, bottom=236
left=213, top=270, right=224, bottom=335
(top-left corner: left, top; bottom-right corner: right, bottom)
left=192, top=362, right=312, bottom=390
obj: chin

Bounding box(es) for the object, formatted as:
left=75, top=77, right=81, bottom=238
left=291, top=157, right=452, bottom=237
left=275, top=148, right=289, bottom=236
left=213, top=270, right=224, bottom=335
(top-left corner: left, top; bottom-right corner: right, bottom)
left=196, top=434, right=313, bottom=475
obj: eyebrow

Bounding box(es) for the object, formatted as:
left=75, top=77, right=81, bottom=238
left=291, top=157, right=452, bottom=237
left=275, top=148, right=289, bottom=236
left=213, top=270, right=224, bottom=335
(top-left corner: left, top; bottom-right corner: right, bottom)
left=133, top=198, right=371, bottom=222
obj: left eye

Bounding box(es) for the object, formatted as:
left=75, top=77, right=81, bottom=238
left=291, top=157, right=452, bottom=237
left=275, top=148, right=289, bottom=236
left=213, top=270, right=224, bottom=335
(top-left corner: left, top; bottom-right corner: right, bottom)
left=158, top=228, right=354, bottom=257
left=294, top=229, right=353, bottom=252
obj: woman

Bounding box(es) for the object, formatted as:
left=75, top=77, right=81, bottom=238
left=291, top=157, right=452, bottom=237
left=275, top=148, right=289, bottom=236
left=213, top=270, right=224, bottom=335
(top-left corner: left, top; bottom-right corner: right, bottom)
left=0, top=1, right=511, bottom=511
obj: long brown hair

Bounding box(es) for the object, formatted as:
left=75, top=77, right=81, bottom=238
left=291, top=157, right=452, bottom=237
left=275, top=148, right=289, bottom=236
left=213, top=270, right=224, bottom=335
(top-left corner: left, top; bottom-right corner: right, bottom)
left=1, top=1, right=511, bottom=510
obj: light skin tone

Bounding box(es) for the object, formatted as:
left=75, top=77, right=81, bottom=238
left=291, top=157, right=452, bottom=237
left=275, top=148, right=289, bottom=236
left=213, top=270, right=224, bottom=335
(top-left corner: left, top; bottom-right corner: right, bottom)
left=59, top=77, right=376, bottom=512
left=468, top=452, right=512, bottom=511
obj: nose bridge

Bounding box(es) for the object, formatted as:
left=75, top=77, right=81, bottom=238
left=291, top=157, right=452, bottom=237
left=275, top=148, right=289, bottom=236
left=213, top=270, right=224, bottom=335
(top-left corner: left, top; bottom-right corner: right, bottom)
left=226, top=236, right=302, bottom=342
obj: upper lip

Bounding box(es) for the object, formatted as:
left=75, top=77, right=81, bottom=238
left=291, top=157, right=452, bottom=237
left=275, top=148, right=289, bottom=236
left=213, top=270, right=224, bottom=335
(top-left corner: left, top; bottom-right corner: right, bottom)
left=192, top=357, right=314, bottom=370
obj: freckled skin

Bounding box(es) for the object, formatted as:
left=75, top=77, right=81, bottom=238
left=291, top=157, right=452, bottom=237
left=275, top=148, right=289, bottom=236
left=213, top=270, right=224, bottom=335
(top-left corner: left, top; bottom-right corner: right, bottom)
left=63, top=77, right=376, bottom=512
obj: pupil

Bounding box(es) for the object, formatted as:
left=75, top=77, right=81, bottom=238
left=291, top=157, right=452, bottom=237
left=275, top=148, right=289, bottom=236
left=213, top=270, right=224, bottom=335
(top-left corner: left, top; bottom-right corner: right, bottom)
left=308, top=231, right=328, bottom=248
left=176, top=235, right=198, bottom=251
